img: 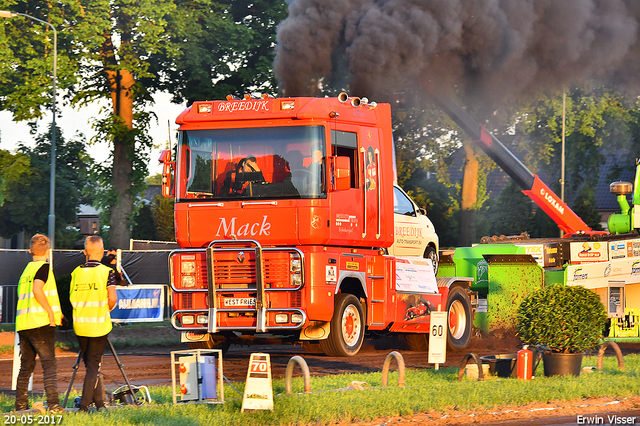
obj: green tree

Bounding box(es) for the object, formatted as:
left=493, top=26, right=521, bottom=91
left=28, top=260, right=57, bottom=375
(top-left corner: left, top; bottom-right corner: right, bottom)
left=515, top=86, right=634, bottom=195
left=132, top=203, right=159, bottom=241
left=153, top=195, right=175, bottom=241
left=0, top=126, right=92, bottom=245
left=0, top=0, right=287, bottom=248
left=572, top=186, right=604, bottom=232
left=488, top=179, right=535, bottom=237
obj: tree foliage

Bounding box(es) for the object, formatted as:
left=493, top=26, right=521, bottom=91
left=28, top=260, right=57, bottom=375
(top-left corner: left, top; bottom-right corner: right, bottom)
left=0, top=126, right=92, bottom=245
left=488, top=179, right=535, bottom=237
left=515, top=86, right=635, bottom=195
left=132, top=203, right=158, bottom=241
left=0, top=0, right=287, bottom=248
left=153, top=195, right=175, bottom=241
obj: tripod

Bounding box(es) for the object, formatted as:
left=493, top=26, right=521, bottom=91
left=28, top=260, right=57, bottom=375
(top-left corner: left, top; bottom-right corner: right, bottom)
left=62, top=337, right=139, bottom=408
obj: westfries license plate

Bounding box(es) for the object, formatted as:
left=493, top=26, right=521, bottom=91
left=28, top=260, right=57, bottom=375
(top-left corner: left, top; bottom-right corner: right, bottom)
left=224, top=298, right=256, bottom=307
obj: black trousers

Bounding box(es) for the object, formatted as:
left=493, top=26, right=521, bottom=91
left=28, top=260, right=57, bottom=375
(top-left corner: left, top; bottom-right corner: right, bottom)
left=16, top=325, right=59, bottom=409
left=77, top=334, right=108, bottom=409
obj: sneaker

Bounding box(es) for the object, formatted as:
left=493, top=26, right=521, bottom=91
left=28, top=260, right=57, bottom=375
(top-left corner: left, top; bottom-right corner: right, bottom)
left=47, top=404, right=64, bottom=413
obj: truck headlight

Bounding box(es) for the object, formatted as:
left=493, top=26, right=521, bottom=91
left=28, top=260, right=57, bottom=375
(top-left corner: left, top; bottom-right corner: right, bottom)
left=291, top=313, right=303, bottom=324
left=196, top=314, right=208, bottom=325
left=182, top=275, right=196, bottom=288
left=290, top=259, right=301, bottom=273
left=275, top=314, right=289, bottom=324
left=182, top=261, right=196, bottom=274
left=290, top=255, right=302, bottom=287
left=182, top=315, right=195, bottom=325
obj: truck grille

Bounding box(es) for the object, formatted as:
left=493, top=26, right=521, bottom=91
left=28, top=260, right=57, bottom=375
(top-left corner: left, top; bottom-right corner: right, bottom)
left=197, top=255, right=293, bottom=289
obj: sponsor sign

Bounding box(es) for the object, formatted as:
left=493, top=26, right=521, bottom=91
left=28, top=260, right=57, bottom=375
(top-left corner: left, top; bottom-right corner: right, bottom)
left=609, top=238, right=640, bottom=260
left=326, top=265, right=337, bottom=283
left=565, top=257, right=640, bottom=289
left=519, top=244, right=545, bottom=267
left=111, top=285, right=164, bottom=323
left=515, top=242, right=562, bottom=267
left=395, top=257, right=438, bottom=294
left=570, top=241, right=608, bottom=263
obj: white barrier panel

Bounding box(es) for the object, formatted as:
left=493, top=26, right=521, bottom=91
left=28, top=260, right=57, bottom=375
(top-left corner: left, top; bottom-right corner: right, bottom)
left=241, top=353, right=273, bottom=412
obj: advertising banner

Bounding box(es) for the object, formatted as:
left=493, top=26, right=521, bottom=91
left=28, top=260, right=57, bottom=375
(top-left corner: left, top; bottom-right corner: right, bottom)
left=395, top=257, right=438, bottom=294
left=570, top=241, right=609, bottom=263
left=609, top=238, right=640, bottom=260
left=111, top=285, right=165, bottom=323
left=566, top=257, right=640, bottom=289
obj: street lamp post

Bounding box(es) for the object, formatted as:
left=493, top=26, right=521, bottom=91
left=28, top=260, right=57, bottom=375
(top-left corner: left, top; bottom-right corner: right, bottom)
left=0, top=11, right=57, bottom=249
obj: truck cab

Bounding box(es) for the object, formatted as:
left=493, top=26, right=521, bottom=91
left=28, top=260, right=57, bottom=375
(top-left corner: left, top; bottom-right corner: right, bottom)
left=160, top=94, right=471, bottom=356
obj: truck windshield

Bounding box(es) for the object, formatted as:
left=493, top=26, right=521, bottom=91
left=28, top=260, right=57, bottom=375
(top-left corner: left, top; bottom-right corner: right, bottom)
left=177, top=126, right=325, bottom=201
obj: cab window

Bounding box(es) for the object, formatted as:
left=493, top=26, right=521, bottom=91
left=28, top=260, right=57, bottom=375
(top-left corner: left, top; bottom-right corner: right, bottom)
left=393, top=187, right=416, bottom=216
left=331, top=130, right=358, bottom=188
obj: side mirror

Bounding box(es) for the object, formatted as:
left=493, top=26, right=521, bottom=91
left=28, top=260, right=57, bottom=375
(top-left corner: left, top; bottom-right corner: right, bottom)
left=158, top=149, right=175, bottom=197
left=331, top=156, right=351, bottom=191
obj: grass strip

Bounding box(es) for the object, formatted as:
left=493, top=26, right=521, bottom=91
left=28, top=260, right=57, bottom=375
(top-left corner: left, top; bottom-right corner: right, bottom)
left=1, top=353, right=638, bottom=425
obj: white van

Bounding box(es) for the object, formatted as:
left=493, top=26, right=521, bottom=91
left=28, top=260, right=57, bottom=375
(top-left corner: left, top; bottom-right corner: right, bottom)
left=388, top=185, right=440, bottom=273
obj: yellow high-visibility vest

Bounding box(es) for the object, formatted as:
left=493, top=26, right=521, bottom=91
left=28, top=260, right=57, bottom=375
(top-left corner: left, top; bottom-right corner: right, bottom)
left=16, top=261, right=62, bottom=332
left=70, top=264, right=113, bottom=337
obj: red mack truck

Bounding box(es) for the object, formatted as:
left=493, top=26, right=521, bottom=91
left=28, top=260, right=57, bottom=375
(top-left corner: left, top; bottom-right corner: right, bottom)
left=159, top=93, right=474, bottom=356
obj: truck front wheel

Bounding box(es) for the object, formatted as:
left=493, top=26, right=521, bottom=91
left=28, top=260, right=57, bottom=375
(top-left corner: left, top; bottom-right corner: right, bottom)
left=320, top=293, right=365, bottom=357
left=447, top=287, right=472, bottom=351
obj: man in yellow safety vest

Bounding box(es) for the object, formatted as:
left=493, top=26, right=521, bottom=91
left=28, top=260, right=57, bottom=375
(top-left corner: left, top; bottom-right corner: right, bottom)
left=70, top=236, right=117, bottom=412
left=15, top=234, right=63, bottom=412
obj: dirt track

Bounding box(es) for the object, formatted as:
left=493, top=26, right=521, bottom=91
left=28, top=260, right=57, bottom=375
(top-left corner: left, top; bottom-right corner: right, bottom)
left=2, top=327, right=640, bottom=425
left=0, top=327, right=530, bottom=392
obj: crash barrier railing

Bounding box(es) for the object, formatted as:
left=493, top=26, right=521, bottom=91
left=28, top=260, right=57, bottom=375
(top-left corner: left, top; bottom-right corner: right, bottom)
left=283, top=351, right=405, bottom=394
left=458, top=353, right=485, bottom=381
left=285, top=356, right=311, bottom=394
left=597, top=341, right=625, bottom=371
left=381, top=351, right=405, bottom=388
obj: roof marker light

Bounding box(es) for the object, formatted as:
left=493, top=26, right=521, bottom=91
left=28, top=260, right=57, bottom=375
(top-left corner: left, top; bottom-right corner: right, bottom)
left=281, top=100, right=295, bottom=110
left=197, top=103, right=212, bottom=113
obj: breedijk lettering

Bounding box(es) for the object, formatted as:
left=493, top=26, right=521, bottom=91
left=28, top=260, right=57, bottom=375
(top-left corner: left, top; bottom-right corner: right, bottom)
left=216, top=215, right=271, bottom=237
left=217, top=100, right=270, bottom=113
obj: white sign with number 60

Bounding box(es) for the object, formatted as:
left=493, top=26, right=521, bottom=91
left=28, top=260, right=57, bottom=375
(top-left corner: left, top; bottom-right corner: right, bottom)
left=428, top=311, right=447, bottom=364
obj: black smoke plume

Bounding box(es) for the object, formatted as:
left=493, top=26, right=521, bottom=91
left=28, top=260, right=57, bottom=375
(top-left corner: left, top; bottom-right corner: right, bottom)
left=275, top=0, right=640, bottom=104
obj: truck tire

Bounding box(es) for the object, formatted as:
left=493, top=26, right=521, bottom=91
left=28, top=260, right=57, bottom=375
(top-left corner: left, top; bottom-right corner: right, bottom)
left=187, top=335, right=231, bottom=355
left=405, top=333, right=429, bottom=351
left=319, top=293, right=365, bottom=357
left=447, top=287, right=472, bottom=351
left=424, top=246, right=439, bottom=275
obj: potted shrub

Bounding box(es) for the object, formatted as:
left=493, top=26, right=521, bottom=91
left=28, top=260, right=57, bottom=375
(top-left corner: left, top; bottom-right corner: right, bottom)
left=516, top=284, right=607, bottom=377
